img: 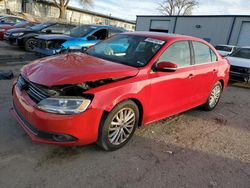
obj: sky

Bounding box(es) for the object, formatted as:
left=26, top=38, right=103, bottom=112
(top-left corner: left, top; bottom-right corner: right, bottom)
left=73, top=0, right=250, bottom=21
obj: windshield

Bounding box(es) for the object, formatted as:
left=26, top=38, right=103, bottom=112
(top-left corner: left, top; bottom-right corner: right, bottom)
left=230, top=48, right=250, bottom=59
left=87, top=34, right=165, bottom=67
left=215, top=45, right=232, bottom=52
left=30, top=23, right=51, bottom=31
left=69, top=25, right=96, bottom=37
left=14, top=21, right=29, bottom=27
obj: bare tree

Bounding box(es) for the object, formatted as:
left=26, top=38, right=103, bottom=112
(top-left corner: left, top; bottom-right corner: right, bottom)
left=52, top=0, right=93, bottom=19
left=158, top=0, right=198, bottom=15
left=0, top=0, right=8, bottom=12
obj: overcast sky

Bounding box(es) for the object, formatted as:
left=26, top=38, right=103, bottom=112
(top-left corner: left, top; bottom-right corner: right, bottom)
left=73, top=0, right=250, bottom=21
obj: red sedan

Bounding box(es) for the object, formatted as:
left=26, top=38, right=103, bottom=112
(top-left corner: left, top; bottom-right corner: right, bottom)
left=0, top=21, right=35, bottom=40
left=11, top=32, right=229, bottom=150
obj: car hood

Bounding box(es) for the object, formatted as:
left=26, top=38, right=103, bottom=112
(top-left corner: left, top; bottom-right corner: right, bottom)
left=227, top=56, right=250, bottom=68
left=8, top=27, right=31, bottom=33
left=217, top=50, right=230, bottom=57
left=0, top=25, right=12, bottom=29
left=62, top=39, right=96, bottom=49
left=22, top=53, right=139, bottom=86
left=36, top=34, right=73, bottom=41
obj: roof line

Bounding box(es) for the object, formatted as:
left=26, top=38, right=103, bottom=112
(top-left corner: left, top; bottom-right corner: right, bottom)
left=136, top=15, right=250, bottom=18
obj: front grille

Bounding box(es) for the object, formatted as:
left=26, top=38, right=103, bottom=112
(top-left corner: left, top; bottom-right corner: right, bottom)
left=230, top=65, right=249, bottom=74
left=17, top=75, right=50, bottom=103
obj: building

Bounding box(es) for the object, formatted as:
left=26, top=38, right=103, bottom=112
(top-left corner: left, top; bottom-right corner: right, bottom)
left=136, top=15, right=250, bottom=46
left=0, top=0, right=135, bottom=31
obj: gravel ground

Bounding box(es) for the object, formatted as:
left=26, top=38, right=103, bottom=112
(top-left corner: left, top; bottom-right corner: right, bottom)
left=0, top=42, right=250, bottom=188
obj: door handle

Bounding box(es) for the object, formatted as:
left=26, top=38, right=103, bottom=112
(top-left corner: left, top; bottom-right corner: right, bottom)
left=188, top=73, right=194, bottom=79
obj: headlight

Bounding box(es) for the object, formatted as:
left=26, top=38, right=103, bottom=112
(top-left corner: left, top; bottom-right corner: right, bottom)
left=36, top=97, right=91, bottom=115
left=12, top=32, right=24, bottom=37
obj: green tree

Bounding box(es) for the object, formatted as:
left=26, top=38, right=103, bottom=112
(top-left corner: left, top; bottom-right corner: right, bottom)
left=52, top=0, right=93, bottom=19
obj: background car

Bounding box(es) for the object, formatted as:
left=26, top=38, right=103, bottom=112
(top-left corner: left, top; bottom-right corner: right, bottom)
left=4, top=22, right=76, bottom=51
left=0, top=15, right=26, bottom=25
left=227, top=47, right=250, bottom=83
left=33, top=25, right=127, bottom=56
left=0, top=21, right=35, bottom=40
left=215, top=44, right=237, bottom=56
left=11, top=32, right=229, bottom=150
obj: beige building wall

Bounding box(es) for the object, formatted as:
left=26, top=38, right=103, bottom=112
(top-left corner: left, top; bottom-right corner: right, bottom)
left=29, top=3, right=135, bottom=31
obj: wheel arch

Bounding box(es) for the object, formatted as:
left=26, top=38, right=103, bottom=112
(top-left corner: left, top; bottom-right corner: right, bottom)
left=100, top=97, right=144, bottom=128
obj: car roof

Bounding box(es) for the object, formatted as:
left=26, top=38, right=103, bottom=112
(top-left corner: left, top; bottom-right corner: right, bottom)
left=0, top=15, right=25, bottom=19
left=80, top=24, right=112, bottom=28
left=215, top=44, right=236, bottom=48
left=122, top=31, right=203, bottom=42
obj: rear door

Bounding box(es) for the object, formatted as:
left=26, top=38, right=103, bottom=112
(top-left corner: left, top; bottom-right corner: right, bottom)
left=191, top=41, right=218, bottom=103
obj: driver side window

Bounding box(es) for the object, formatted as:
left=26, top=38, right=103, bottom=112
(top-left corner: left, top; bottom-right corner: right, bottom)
left=90, top=29, right=109, bottom=40
left=41, top=24, right=65, bottom=34
left=158, top=41, right=191, bottom=68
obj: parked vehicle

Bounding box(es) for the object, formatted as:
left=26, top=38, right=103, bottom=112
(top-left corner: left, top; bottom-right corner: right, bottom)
left=0, top=21, right=35, bottom=40
left=11, top=32, right=229, bottom=150
left=4, top=22, right=76, bottom=51
left=227, top=47, right=250, bottom=83
left=33, top=25, right=127, bottom=56
left=0, top=15, right=26, bottom=25
left=215, top=45, right=237, bottom=56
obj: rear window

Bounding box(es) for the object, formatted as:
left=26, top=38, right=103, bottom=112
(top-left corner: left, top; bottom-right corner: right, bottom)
left=193, top=41, right=217, bottom=64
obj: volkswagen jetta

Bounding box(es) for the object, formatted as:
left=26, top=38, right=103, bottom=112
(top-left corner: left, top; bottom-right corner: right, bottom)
left=11, top=32, right=230, bottom=150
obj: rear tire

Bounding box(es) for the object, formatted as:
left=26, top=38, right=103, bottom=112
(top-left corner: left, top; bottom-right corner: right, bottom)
left=97, top=100, right=139, bottom=151
left=202, top=81, right=222, bottom=111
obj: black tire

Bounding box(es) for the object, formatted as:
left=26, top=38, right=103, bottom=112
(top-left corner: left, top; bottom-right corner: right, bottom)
left=97, top=100, right=139, bottom=151
left=24, top=38, right=36, bottom=52
left=202, top=81, right=222, bottom=111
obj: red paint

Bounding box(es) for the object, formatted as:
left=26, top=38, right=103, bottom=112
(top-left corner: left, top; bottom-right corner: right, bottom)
left=0, top=25, right=11, bottom=39
left=22, top=53, right=139, bottom=86
left=11, top=32, right=230, bottom=146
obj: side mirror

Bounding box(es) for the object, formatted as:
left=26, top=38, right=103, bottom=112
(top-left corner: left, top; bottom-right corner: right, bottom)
left=155, top=62, right=177, bottom=72
left=87, top=35, right=97, bottom=40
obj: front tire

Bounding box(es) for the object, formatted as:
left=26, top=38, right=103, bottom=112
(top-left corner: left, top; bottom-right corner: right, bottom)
left=202, top=81, right=222, bottom=111
left=24, top=38, right=36, bottom=52
left=97, top=100, right=139, bottom=151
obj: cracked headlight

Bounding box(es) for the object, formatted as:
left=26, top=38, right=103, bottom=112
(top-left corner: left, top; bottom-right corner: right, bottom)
left=12, top=32, right=24, bottom=37
left=36, top=97, right=91, bottom=115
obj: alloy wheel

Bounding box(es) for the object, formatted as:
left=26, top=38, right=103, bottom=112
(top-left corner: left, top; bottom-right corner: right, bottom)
left=209, top=85, right=221, bottom=108
left=108, top=108, right=136, bottom=145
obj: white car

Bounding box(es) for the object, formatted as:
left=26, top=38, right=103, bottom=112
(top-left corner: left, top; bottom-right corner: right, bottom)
left=227, top=47, right=250, bottom=83
left=215, top=45, right=237, bottom=57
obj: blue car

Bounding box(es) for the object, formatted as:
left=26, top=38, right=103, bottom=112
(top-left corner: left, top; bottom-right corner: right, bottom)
left=33, top=25, right=127, bottom=56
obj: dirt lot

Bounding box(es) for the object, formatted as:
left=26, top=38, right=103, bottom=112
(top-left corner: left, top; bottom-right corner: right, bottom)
left=0, top=41, right=250, bottom=188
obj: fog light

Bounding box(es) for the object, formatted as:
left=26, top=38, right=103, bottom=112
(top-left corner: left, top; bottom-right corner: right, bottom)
left=52, top=134, right=77, bottom=142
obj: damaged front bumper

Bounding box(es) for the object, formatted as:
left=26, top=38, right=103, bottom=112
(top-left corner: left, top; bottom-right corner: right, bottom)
left=230, top=65, right=250, bottom=83
left=33, top=47, right=63, bottom=56
left=11, top=83, right=103, bottom=146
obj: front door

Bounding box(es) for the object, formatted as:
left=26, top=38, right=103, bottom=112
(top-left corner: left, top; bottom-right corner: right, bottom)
left=148, top=41, right=196, bottom=122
